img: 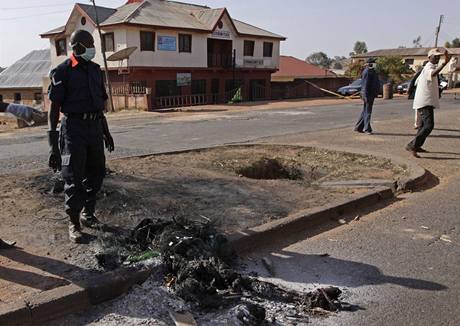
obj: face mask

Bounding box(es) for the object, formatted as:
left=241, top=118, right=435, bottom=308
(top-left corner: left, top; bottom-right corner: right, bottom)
left=80, top=47, right=96, bottom=61
left=368, top=63, right=376, bottom=69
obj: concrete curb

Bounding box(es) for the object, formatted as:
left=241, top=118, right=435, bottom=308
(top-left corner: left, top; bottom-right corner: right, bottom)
left=228, top=186, right=394, bottom=253
left=0, top=266, right=155, bottom=326
left=0, top=144, right=428, bottom=325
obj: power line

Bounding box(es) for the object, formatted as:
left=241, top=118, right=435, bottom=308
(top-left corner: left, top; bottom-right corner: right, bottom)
left=0, top=10, right=69, bottom=21
left=0, top=2, right=75, bottom=10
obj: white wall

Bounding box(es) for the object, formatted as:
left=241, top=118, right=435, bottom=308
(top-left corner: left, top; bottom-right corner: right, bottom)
left=48, top=10, right=281, bottom=70
left=125, top=27, right=208, bottom=68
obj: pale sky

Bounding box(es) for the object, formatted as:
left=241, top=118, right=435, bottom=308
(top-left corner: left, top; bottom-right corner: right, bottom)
left=0, top=0, right=459, bottom=67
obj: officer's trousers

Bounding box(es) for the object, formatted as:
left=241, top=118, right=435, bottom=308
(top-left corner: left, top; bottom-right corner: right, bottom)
left=60, top=116, right=106, bottom=220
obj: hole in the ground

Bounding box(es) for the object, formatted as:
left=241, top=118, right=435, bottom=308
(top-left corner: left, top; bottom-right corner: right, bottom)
left=236, top=158, right=303, bottom=180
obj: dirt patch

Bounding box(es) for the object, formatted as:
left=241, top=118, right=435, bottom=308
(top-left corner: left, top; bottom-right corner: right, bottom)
left=0, top=144, right=404, bottom=306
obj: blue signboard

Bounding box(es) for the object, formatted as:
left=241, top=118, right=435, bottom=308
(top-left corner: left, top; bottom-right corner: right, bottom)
left=158, top=36, right=177, bottom=51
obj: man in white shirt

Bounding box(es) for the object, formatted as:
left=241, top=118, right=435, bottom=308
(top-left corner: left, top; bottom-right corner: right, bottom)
left=406, top=48, right=451, bottom=158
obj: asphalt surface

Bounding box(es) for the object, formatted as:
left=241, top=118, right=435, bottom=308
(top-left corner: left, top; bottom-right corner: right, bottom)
left=245, top=176, right=460, bottom=326
left=1, top=96, right=458, bottom=174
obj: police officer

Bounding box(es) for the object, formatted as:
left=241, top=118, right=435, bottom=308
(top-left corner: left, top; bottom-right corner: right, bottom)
left=48, top=29, right=114, bottom=243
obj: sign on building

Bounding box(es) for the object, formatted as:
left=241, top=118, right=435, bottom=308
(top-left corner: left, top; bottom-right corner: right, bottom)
left=244, top=58, right=264, bottom=66
left=177, top=73, right=192, bottom=86
left=211, top=30, right=231, bottom=39
left=158, top=36, right=177, bottom=51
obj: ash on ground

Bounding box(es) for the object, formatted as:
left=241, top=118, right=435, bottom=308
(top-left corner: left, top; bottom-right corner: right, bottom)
left=83, top=217, right=351, bottom=325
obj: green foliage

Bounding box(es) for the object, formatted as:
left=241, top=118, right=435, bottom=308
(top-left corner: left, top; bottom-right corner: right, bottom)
left=375, top=56, right=414, bottom=84
left=345, top=61, right=364, bottom=78
left=452, top=38, right=460, bottom=47
left=349, top=41, right=368, bottom=57
left=306, top=52, right=332, bottom=68
left=229, top=88, right=242, bottom=104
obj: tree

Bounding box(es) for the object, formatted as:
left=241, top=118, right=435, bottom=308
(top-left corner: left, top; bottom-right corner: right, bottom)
left=445, top=41, right=452, bottom=48
left=333, top=61, right=343, bottom=69
left=451, top=38, right=460, bottom=47
left=345, top=61, right=364, bottom=78
left=413, top=36, right=422, bottom=48
left=349, top=41, right=368, bottom=57
left=376, top=56, right=414, bottom=84
left=306, top=52, right=332, bottom=69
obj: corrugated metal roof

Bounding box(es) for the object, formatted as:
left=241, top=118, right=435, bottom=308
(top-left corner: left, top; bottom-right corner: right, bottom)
left=354, top=47, right=460, bottom=58
left=0, top=50, right=50, bottom=89
left=272, top=56, right=336, bottom=81
left=103, top=0, right=209, bottom=30
left=42, top=0, right=285, bottom=40
left=77, top=3, right=117, bottom=24
left=233, top=19, right=285, bottom=39
left=193, top=8, right=225, bottom=30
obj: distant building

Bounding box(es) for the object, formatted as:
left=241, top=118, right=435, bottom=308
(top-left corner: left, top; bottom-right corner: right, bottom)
left=40, top=0, right=286, bottom=110
left=271, top=56, right=350, bottom=100
left=352, top=47, right=460, bottom=78
left=0, top=50, right=50, bottom=106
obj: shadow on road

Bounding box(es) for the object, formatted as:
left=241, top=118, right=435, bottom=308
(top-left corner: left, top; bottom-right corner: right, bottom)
left=259, top=250, right=447, bottom=291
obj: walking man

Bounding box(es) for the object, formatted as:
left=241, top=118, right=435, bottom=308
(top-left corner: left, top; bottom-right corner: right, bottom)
left=47, top=29, right=114, bottom=243
left=406, top=48, right=451, bottom=158
left=354, top=58, right=381, bottom=135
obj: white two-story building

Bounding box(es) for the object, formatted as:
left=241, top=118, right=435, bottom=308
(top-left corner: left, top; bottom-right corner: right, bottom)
left=40, top=0, right=286, bottom=109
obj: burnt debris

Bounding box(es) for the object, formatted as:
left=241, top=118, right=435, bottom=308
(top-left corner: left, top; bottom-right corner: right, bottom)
left=125, top=217, right=344, bottom=323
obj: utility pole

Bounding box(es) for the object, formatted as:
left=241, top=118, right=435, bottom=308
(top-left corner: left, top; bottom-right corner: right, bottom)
left=90, top=0, right=115, bottom=112
left=434, top=14, right=444, bottom=47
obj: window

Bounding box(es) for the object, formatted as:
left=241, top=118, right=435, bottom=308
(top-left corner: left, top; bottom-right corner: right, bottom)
left=191, top=80, right=206, bottom=95
left=179, top=34, right=192, bottom=53
left=263, top=42, right=273, bottom=58
left=34, top=93, right=43, bottom=104
left=405, top=58, right=415, bottom=65
left=140, top=31, right=155, bottom=51
left=102, top=33, right=115, bottom=52
left=14, top=93, right=21, bottom=103
left=81, top=17, right=86, bottom=26
left=244, top=40, right=255, bottom=57
left=156, top=80, right=181, bottom=97
left=55, top=38, right=67, bottom=56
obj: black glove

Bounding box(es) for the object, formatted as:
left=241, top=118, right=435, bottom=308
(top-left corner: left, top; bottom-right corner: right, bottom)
left=104, top=132, right=115, bottom=152
left=48, top=130, right=61, bottom=172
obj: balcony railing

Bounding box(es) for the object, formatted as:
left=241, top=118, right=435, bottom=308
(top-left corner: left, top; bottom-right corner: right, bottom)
left=207, top=53, right=233, bottom=68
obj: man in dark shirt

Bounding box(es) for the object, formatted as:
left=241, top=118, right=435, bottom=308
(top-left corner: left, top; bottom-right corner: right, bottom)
left=354, top=58, right=381, bottom=135
left=48, top=29, right=114, bottom=243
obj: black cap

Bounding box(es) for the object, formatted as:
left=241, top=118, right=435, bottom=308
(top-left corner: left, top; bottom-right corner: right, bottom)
left=69, top=30, right=94, bottom=49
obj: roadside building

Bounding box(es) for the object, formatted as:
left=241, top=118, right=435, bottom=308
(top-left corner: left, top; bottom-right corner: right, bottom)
left=40, top=0, right=286, bottom=110
left=352, top=47, right=460, bottom=85
left=271, top=56, right=350, bottom=100
left=0, top=50, right=50, bottom=106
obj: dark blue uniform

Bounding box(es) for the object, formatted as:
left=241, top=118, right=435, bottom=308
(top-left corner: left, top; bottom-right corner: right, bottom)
left=355, top=67, right=381, bottom=133
left=49, top=57, right=108, bottom=217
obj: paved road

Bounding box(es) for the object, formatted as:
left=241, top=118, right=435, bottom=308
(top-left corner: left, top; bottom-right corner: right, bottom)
left=1, top=96, right=458, bottom=174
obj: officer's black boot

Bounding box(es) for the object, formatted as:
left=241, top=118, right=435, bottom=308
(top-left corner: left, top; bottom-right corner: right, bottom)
left=80, top=207, right=103, bottom=229
left=68, top=213, right=84, bottom=243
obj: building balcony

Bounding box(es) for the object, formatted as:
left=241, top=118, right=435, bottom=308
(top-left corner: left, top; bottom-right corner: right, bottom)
left=207, top=53, right=234, bottom=69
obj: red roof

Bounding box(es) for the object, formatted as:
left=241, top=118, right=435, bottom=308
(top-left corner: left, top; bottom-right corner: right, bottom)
left=273, top=56, right=336, bottom=80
